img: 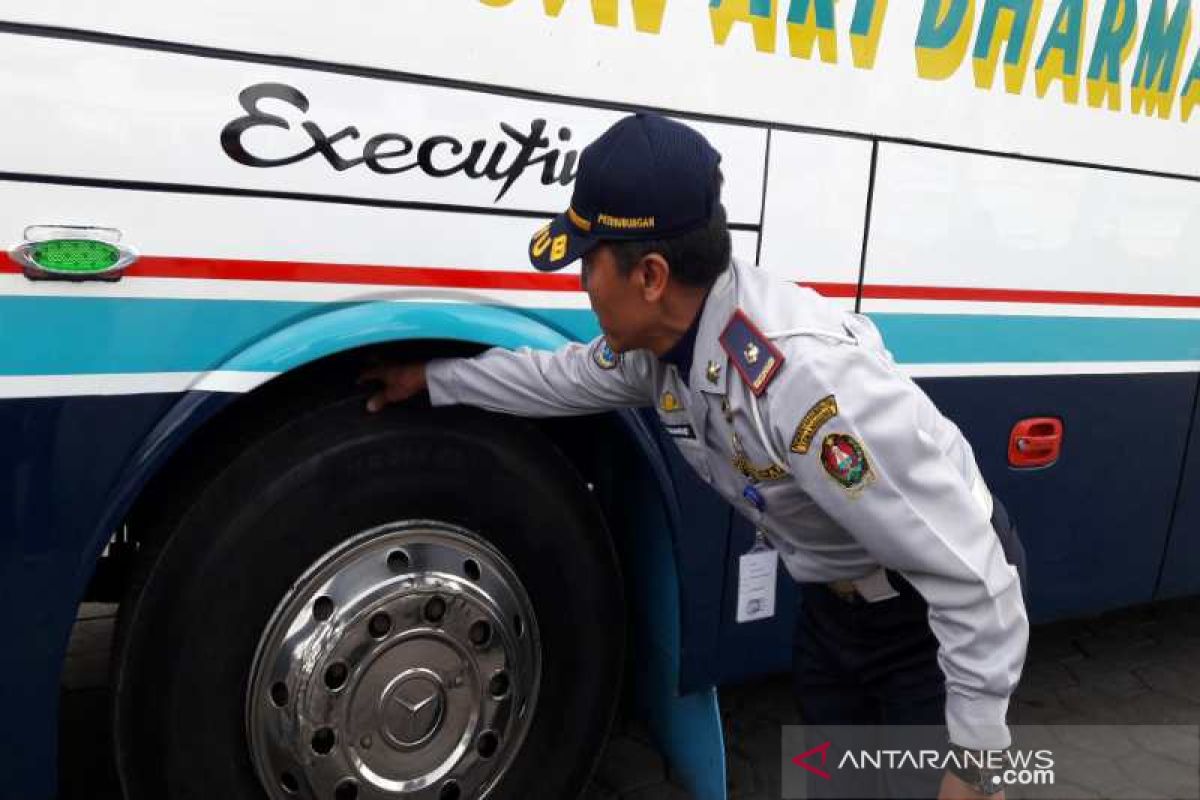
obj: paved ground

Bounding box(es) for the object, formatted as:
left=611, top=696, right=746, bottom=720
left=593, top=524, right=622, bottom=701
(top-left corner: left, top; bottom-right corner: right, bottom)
left=61, top=596, right=1200, bottom=799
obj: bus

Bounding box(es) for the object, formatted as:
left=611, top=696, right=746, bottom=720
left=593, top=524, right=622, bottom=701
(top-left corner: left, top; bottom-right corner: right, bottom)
left=2, top=1, right=1198, bottom=798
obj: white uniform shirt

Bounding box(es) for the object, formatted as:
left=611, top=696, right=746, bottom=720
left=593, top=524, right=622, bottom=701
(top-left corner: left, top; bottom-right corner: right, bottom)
left=426, top=258, right=1029, bottom=750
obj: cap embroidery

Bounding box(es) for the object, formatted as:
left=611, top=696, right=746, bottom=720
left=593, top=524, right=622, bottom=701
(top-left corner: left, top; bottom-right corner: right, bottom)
left=598, top=213, right=656, bottom=230
left=566, top=207, right=593, bottom=232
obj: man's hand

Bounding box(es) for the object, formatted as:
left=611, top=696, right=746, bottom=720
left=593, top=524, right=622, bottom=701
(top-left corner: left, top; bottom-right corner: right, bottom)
left=359, top=363, right=428, bottom=412
left=939, top=770, right=1004, bottom=800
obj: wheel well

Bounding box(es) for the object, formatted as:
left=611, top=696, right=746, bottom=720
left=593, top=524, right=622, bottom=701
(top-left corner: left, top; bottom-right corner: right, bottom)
left=101, top=339, right=653, bottom=600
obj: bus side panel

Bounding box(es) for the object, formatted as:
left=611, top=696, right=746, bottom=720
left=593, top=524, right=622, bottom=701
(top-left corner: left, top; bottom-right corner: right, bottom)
left=1158, top=391, right=1200, bottom=600
left=862, top=144, right=1200, bottom=621
left=921, top=373, right=1198, bottom=621
left=0, top=392, right=192, bottom=800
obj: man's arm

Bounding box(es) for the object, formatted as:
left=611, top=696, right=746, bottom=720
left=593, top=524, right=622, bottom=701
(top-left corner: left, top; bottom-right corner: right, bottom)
left=363, top=336, right=657, bottom=417
left=770, top=343, right=1029, bottom=752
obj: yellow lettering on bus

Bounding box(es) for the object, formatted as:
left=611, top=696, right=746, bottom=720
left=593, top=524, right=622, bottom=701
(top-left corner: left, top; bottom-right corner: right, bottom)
left=1130, top=0, right=1193, bottom=120
left=850, top=0, right=889, bottom=69
left=972, top=0, right=1045, bottom=94
left=1180, top=46, right=1200, bottom=120
left=710, top=0, right=779, bottom=54
left=915, top=0, right=976, bottom=80
left=542, top=0, right=668, bottom=33
left=1086, top=0, right=1139, bottom=111
left=786, top=0, right=839, bottom=64
left=1034, top=0, right=1087, bottom=104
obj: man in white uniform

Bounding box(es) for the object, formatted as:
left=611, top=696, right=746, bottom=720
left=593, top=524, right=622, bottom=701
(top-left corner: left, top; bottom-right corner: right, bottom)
left=363, top=113, right=1029, bottom=799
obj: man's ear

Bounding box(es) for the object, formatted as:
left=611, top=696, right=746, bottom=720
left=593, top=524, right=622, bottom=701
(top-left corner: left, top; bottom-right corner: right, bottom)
left=638, top=253, right=670, bottom=302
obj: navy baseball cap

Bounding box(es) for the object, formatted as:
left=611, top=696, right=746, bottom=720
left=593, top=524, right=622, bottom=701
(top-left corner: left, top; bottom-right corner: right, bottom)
left=528, top=113, right=722, bottom=272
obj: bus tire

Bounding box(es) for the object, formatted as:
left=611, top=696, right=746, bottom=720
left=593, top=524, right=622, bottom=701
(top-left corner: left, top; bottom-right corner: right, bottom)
left=112, top=400, right=625, bottom=800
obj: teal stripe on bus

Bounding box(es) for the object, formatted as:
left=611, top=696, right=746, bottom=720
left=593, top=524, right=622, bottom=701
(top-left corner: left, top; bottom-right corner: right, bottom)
left=1, top=297, right=1198, bottom=375
left=871, top=314, right=1200, bottom=364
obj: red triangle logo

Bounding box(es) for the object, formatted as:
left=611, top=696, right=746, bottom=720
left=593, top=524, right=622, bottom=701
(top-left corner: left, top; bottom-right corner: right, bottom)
left=791, top=740, right=833, bottom=780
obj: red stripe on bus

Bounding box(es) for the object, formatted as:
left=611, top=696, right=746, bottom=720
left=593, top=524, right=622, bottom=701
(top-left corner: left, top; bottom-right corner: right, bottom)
left=135, top=256, right=584, bottom=291
left=3, top=256, right=1198, bottom=307
left=861, top=284, right=1200, bottom=308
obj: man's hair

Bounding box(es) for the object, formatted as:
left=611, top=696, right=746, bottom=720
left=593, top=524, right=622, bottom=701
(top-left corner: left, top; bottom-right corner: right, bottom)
left=606, top=170, right=731, bottom=289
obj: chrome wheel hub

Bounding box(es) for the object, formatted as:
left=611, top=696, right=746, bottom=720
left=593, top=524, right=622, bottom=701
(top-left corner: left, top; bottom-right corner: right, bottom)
left=247, top=521, right=541, bottom=799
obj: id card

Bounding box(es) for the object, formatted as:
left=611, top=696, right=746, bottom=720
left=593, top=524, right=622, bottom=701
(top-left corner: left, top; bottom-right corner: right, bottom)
left=736, top=548, right=778, bottom=623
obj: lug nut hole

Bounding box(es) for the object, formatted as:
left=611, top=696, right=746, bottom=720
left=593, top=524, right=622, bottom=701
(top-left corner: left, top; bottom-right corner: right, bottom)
left=368, top=612, right=392, bottom=638
left=463, top=559, right=481, bottom=581
left=312, top=596, right=334, bottom=622
left=334, top=779, right=359, bottom=800
left=440, top=781, right=461, bottom=800
left=280, top=772, right=299, bottom=794
left=489, top=672, right=510, bottom=699
left=387, top=549, right=410, bottom=573
left=324, top=662, right=349, bottom=691
left=477, top=730, right=499, bottom=758
left=312, top=727, right=336, bottom=755
left=469, top=620, right=492, bottom=647
left=270, top=682, right=289, bottom=707
left=424, top=596, right=447, bottom=623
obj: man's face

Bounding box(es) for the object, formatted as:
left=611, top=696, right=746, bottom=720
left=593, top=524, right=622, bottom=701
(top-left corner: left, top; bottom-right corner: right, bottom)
left=580, top=245, right=658, bottom=353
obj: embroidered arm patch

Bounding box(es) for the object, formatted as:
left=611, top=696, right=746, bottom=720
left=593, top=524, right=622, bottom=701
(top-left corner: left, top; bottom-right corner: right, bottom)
left=591, top=338, right=621, bottom=370
left=791, top=395, right=839, bottom=454
left=820, top=433, right=874, bottom=492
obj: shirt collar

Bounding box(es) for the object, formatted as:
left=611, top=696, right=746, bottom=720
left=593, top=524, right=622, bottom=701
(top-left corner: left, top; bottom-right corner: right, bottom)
left=688, top=259, right=738, bottom=395
left=659, top=290, right=710, bottom=384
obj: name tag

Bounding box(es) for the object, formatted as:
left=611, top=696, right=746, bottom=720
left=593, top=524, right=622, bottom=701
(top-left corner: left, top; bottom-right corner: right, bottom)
left=664, top=423, right=696, bottom=440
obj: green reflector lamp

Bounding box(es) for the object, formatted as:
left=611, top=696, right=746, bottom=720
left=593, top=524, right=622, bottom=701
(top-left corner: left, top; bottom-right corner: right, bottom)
left=9, top=225, right=136, bottom=282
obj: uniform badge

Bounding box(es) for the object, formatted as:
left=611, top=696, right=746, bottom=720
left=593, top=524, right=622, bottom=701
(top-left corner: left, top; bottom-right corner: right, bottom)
left=591, top=338, right=620, bottom=370
left=791, top=395, right=839, bottom=455
left=820, top=433, right=872, bottom=491
left=660, top=391, right=681, bottom=412
left=732, top=452, right=788, bottom=483
left=706, top=361, right=722, bottom=384
left=719, top=310, right=784, bottom=396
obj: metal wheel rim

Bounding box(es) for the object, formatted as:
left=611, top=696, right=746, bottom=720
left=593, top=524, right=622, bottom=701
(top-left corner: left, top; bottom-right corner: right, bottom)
left=246, top=520, right=542, bottom=800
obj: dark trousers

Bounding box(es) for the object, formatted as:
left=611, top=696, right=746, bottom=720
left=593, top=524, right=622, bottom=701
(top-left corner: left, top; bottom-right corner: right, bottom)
left=791, top=497, right=1024, bottom=799
left=793, top=572, right=945, bottom=799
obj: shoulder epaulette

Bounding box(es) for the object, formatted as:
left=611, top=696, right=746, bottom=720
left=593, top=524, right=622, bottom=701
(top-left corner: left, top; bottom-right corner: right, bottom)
left=719, top=309, right=785, bottom=396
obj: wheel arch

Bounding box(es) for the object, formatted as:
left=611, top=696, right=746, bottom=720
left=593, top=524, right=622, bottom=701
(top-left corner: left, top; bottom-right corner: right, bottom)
left=84, top=300, right=726, bottom=799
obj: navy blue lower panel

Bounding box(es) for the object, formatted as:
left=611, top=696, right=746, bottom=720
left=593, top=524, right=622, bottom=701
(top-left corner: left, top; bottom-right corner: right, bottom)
left=1159, top=380, right=1200, bottom=600
left=0, top=391, right=218, bottom=800
left=922, top=372, right=1198, bottom=622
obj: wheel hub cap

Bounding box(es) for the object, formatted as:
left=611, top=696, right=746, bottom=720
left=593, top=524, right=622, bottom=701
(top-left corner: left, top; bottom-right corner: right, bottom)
left=246, top=521, right=541, bottom=799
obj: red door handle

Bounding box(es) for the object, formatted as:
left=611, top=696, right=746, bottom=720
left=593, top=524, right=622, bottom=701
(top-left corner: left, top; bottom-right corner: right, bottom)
left=1009, top=417, right=1063, bottom=468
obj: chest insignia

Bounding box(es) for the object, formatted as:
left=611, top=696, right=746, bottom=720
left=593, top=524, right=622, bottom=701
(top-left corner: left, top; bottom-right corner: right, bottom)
left=791, top=395, right=839, bottom=455
left=732, top=452, right=789, bottom=483
left=820, top=433, right=874, bottom=491
left=591, top=338, right=620, bottom=370
left=706, top=360, right=722, bottom=384
left=719, top=310, right=784, bottom=396
left=660, top=391, right=681, bottom=412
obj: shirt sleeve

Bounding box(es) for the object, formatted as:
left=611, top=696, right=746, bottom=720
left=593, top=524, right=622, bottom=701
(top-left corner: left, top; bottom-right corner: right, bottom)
left=768, top=342, right=1029, bottom=751
left=425, top=336, right=657, bottom=417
